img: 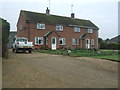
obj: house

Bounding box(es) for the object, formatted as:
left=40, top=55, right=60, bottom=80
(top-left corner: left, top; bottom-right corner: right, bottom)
left=105, top=35, right=120, bottom=43
left=17, top=8, right=99, bottom=50
left=7, top=31, right=17, bottom=48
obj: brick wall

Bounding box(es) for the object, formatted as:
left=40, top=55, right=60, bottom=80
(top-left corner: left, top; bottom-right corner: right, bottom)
left=17, top=12, right=98, bottom=49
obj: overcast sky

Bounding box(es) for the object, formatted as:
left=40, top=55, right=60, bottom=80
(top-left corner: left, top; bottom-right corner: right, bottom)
left=0, top=0, right=119, bottom=40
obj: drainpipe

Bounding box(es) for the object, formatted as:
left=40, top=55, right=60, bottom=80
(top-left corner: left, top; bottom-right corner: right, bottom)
left=28, top=21, right=30, bottom=41
left=81, top=39, right=82, bottom=48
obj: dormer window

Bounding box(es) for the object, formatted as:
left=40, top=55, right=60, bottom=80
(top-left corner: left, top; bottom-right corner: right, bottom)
left=88, top=28, right=93, bottom=33
left=37, top=23, right=45, bottom=29
left=74, top=27, right=80, bottom=32
left=56, top=25, right=63, bottom=31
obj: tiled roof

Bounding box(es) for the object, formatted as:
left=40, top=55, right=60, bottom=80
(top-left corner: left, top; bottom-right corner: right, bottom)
left=22, top=10, right=99, bottom=29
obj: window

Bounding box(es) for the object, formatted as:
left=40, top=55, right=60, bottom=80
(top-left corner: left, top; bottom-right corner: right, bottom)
left=46, top=38, right=48, bottom=45
left=16, top=38, right=27, bottom=42
left=72, top=38, right=78, bottom=45
left=88, top=29, right=93, bottom=33
left=37, top=23, right=45, bottom=29
left=56, top=25, right=63, bottom=31
left=59, top=38, right=66, bottom=45
left=74, top=27, right=80, bottom=32
left=91, top=39, right=94, bottom=45
left=35, top=37, right=43, bottom=45
left=20, top=25, right=22, bottom=30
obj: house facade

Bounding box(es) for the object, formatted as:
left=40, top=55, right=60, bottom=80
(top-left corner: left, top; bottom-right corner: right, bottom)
left=17, top=8, right=99, bottom=50
left=7, top=31, right=17, bottom=48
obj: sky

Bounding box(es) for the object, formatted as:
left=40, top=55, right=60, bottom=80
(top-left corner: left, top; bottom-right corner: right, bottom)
left=0, top=0, right=119, bottom=40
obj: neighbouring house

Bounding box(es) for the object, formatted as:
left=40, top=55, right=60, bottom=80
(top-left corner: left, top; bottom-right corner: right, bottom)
left=105, top=35, right=120, bottom=43
left=7, top=31, right=17, bottom=48
left=17, top=8, right=99, bottom=50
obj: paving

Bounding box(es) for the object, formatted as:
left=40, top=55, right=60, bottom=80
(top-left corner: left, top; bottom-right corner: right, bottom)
left=2, top=50, right=118, bottom=88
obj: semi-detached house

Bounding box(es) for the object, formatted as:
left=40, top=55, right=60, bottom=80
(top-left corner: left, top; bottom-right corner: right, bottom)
left=17, top=8, right=99, bottom=50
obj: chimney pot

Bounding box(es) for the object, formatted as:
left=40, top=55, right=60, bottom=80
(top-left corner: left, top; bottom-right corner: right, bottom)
left=46, top=7, right=50, bottom=15
left=71, top=13, right=75, bottom=18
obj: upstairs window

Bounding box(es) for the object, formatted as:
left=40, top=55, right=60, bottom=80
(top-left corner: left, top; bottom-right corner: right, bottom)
left=35, top=37, right=43, bottom=45
left=37, top=23, right=45, bottom=29
left=72, top=38, right=78, bottom=45
left=88, top=28, right=93, bottom=33
left=59, top=38, right=66, bottom=45
left=74, top=27, right=80, bottom=32
left=56, top=25, right=63, bottom=31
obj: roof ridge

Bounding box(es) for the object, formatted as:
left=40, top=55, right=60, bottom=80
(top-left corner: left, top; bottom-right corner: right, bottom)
left=21, top=10, right=99, bottom=29
left=21, top=10, right=89, bottom=21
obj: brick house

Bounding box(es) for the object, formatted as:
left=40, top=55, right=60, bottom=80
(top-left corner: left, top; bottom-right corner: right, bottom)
left=17, top=8, right=99, bottom=50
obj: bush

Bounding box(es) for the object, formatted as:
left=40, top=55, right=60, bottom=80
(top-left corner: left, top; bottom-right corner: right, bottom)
left=39, top=45, right=49, bottom=50
left=100, top=42, right=119, bottom=50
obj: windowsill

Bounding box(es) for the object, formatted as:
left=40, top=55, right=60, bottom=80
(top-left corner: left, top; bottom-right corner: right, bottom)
left=59, top=44, right=66, bottom=45
left=35, top=44, right=44, bottom=45
left=89, top=33, right=92, bottom=34
left=37, top=28, right=45, bottom=30
left=75, top=32, right=80, bottom=33
left=72, top=44, right=79, bottom=46
left=56, top=30, right=63, bottom=31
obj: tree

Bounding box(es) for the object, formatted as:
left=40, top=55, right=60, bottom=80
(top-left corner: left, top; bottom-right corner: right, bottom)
left=98, top=38, right=104, bottom=44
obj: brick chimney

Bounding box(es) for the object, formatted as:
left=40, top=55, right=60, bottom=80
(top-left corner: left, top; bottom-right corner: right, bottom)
left=46, top=7, right=50, bottom=15
left=71, top=13, right=75, bottom=18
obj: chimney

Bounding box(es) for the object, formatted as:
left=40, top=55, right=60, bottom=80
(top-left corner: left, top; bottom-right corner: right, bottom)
left=71, top=13, right=75, bottom=18
left=46, top=7, right=50, bottom=15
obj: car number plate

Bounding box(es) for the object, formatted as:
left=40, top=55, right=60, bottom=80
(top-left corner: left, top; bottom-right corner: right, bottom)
left=23, top=46, right=28, bottom=48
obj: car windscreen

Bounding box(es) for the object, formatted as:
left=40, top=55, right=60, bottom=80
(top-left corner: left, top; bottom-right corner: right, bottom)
left=16, top=38, right=28, bottom=42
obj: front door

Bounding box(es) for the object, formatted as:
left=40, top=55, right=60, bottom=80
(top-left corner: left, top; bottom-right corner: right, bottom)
left=86, top=39, right=90, bottom=49
left=51, top=37, right=56, bottom=50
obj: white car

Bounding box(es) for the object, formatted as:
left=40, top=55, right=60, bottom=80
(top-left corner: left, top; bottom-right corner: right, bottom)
left=12, top=37, right=33, bottom=53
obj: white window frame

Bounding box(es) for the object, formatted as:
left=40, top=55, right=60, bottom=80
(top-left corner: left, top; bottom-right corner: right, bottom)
left=56, top=25, right=63, bottom=31
left=72, top=38, right=79, bottom=45
left=37, top=23, right=45, bottom=29
left=20, top=25, right=22, bottom=30
left=35, top=37, right=44, bottom=45
left=46, top=38, right=48, bottom=45
left=88, top=28, right=93, bottom=33
left=91, top=39, right=94, bottom=45
left=74, top=27, right=80, bottom=32
left=59, top=38, right=66, bottom=45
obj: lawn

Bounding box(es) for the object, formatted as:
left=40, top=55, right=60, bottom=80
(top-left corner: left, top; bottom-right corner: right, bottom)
left=34, top=49, right=119, bottom=62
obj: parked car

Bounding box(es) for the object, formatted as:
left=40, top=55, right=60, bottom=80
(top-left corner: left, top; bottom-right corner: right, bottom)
left=12, top=37, right=33, bottom=53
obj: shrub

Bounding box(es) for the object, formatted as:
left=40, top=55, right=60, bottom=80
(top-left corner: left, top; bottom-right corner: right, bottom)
left=100, top=42, right=119, bottom=50
left=39, top=46, right=49, bottom=50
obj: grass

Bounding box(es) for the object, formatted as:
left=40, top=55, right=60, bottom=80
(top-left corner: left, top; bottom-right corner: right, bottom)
left=34, top=49, right=119, bottom=62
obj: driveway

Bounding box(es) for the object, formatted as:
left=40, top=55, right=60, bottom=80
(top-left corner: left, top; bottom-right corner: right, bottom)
left=2, top=50, right=118, bottom=88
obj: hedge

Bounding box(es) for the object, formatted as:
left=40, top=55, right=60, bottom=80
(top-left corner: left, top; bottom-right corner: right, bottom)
left=0, top=18, right=10, bottom=57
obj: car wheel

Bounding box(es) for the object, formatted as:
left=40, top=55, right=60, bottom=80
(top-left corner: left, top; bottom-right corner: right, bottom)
left=23, top=50, right=26, bottom=53
left=29, top=50, right=32, bottom=53
left=15, top=49, right=18, bottom=53
left=12, top=49, right=14, bottom=52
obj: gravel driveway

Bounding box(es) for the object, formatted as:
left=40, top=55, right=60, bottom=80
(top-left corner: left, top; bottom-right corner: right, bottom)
left=2, top=50, right=118, bottom=88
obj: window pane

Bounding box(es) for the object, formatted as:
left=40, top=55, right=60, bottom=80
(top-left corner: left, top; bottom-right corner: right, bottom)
left=59, top=38, right=65, bottom=45
left=37, top=23, right=45, bottom=29
left=88, top=29, right=93, bottom=33
left=91, top=39, right=94, bottom=45
left=56, top=25, right=63, bottom=31
left=52, top=38, right=55, bottom=44
left=72, top=38, right=78, bottom=45
left=74, top=27, right=80, bottom=32
left=35, top=37, right=43, bottom=45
